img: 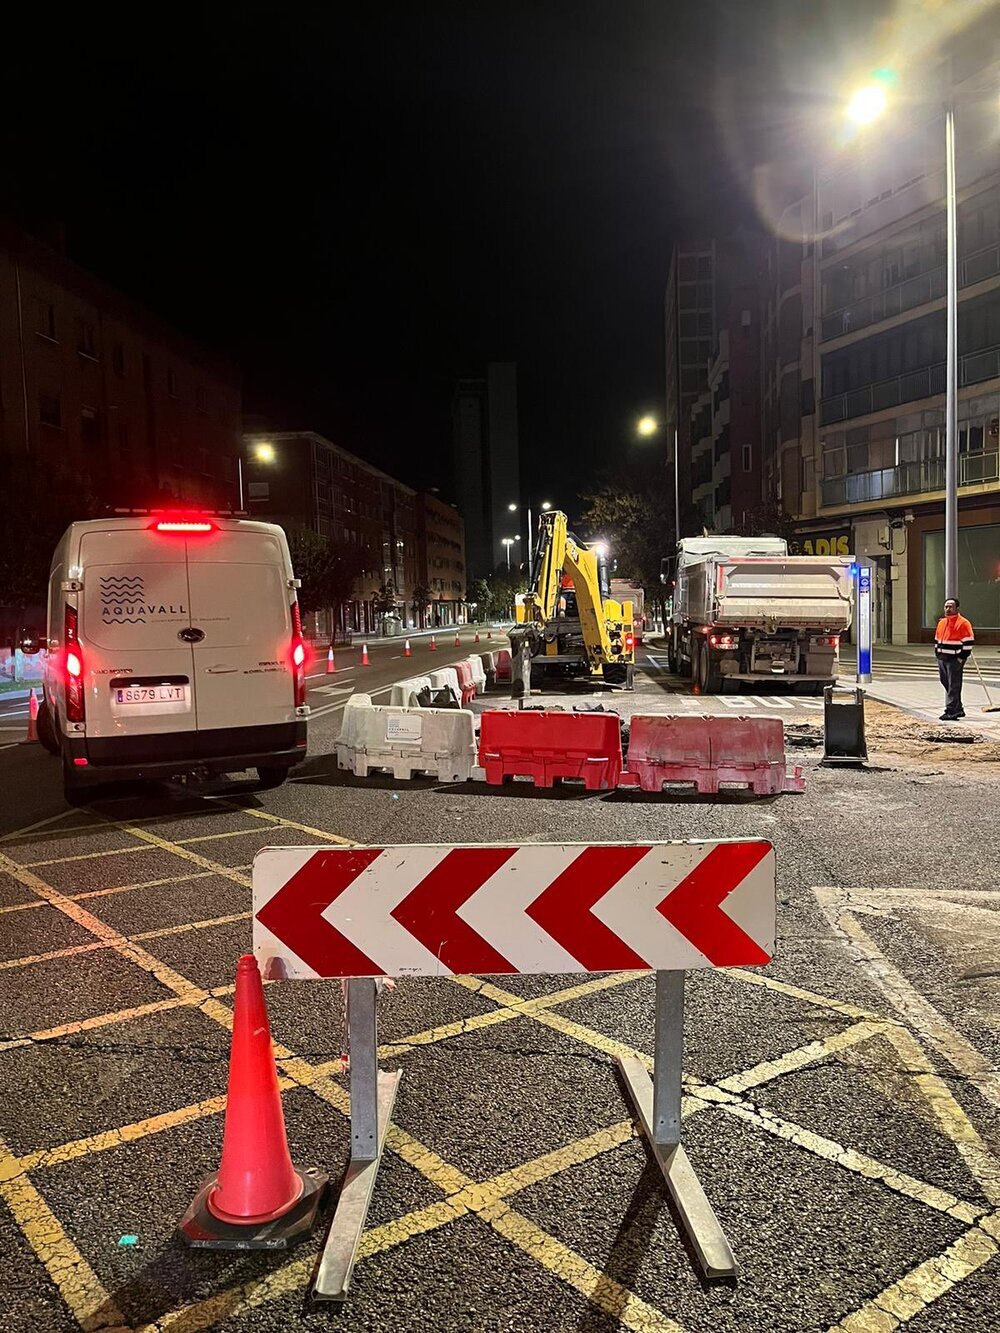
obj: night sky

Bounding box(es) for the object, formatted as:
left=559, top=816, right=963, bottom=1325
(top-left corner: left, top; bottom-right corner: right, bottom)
left=2, top=1, right=897, bottom=506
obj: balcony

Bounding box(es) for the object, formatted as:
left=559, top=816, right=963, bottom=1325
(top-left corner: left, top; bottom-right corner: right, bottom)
left=820, top=450, right=1000, bottom=508
left=820, top=242, right=1000, bottom=343
left=820, top=342, right=1000, bottom=425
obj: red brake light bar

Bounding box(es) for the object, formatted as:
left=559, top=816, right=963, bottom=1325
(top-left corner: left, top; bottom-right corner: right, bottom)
left=152, top=518, right=216, bottom=533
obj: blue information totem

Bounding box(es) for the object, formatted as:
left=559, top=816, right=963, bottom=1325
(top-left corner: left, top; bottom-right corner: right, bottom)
left=855, top=564, right=873, bottom=684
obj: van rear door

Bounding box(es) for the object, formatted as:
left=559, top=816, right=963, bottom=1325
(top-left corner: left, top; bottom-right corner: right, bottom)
left=79, top=529, right=196, bottom=740
left=184, top=527, right=295, bottom=739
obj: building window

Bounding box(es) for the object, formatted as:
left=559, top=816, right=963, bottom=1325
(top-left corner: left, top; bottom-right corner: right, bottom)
left=112, top=343, right=125, bottom=376
left=39, top=391, right=61, bottom=428
left=77, top=319, right=98, bottom=359
left=36, top=301, right=57, bottom=341
left=742, top=445, right=752, bottom=472
left=167, top=366, right=178, bottom=398
left=923, top=525, right=1000, bottom=630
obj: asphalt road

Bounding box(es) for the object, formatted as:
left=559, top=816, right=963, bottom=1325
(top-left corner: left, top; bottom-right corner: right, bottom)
left=0, top=629, right=997, bottom=1333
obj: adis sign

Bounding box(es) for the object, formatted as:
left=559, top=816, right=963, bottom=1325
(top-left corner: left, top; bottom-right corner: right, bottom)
left=795, top=531, right=850, bottom=557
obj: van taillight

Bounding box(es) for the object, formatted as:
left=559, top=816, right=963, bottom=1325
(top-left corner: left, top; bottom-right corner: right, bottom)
left=65, top=606, right=85, bottom=723
left=152, top=517, right=216, bottom=533
left=290, top=602, right=306, bottom=707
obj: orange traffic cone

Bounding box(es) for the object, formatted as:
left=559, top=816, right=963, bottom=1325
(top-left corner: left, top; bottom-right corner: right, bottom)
left=404, top=639, right=411, bottom=657
left=326, top=645, right=336, bottom=674
left=179, top=956, right=326, bottom=1248
left=454, top=632, right=461, bottom=647
left=474, top=630, right=480, bottom=643
left=24, top=689, right=38, bottom=743
left=361, top=642, right=370, bottom=666
left=487, top=629, right=493, bottom=640
left=429, top=635, right=436, bottom=651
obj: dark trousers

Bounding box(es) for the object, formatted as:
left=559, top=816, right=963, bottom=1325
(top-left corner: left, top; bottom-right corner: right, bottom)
left=937, top=655, right=964, bottom=716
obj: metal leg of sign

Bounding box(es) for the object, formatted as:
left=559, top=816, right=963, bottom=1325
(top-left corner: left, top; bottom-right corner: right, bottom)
left=618, top=970, right=736, bottom=1280
left=312, top=978, right=401, bottom=1303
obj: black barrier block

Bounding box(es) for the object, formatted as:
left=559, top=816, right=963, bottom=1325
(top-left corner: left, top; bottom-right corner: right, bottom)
left=822, top=686, right=868, bottom=765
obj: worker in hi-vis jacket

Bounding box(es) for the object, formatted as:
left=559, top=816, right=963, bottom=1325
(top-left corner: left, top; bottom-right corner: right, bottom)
left=934, top=597, right=975, bottom=720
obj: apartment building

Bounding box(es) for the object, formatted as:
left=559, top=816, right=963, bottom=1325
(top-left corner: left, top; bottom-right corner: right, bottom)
left=452, top=362, right=520, bottom=578
left=243, top=431, right=466, bottom=635
left=0, top=221, right=241, bottom=509
left=763, top=38, right=1000, bottom=643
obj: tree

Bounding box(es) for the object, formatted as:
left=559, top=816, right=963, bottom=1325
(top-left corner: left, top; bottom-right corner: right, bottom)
left=579, top=459, right=675, bottom=604
left=409, top=583, right=431, bottom=627
left=373, top=581, right=398, bottom=617
left=731, top=501, right=798, bottom=546
left=285, top=525, right=363, bottom=622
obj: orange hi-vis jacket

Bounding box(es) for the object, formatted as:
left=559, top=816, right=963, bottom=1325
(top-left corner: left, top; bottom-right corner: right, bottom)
left=934, top=613, right=975, bottom=660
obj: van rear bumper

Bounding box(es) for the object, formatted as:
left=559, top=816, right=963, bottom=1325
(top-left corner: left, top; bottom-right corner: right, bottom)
left=68, top=721, right=307, bottom=779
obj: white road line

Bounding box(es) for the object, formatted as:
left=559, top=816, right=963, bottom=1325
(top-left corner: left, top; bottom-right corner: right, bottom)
left=751, top=695, right=792, bottom=709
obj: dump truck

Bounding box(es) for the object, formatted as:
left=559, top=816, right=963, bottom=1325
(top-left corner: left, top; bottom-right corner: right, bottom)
left=509, top=510, right=634, bottom=697
left=663, top=536, right=852, bottom=693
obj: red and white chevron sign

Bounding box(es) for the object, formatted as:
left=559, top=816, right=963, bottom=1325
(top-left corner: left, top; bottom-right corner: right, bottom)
left=253, top=841, right=775, bottom=979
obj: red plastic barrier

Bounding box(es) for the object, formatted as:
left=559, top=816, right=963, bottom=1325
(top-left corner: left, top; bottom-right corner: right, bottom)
left=455, top=660, right=476, bottom=705
left=625, top=715, right=803, bottom=796
left=479, top=710, right=622, bottom=790
left=494, top=649, right=512, bottom=683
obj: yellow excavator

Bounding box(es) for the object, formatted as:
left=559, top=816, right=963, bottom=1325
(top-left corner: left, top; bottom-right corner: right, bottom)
left=509, top=509, right=635, bottom=698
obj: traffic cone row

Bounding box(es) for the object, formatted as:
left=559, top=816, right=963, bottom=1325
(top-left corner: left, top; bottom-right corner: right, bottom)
left=179, top=955, right=327, bottom=1249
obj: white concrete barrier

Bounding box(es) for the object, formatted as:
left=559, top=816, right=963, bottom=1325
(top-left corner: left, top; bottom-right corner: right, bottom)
left=389, top=675, right=433, bottom=707
left=480, top=652, right=497, bottom=687
left=335, top=696, right=477, bottom=781
left=429, top=668, right=461, bottom=705
left=465, top=655, right=487, bottom=694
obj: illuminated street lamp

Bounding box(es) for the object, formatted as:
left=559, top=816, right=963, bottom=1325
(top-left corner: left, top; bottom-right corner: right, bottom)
left=238, top=439, right=278, bottom=511
left=508, top=499, right=553, bottom=561
left=501, top=536, right=516, bottom=571
left=842, top=70, right=958, bottom=599
left=636, top=415, right=659, bottom=438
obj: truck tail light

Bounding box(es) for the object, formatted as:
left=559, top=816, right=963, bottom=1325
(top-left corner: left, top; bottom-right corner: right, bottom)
left=290, top=602, right=307, bottom=708
left=708, top=633, right=737, bottom=650
left=625, top=631, right=634, bottom=653
left=813, top=635, right=840, bottom=648
left=65, top=605, right=85, bottom=723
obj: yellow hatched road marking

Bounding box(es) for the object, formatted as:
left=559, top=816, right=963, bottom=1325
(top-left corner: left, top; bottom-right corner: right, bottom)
left=0, top=868, right=228, bottom=917
left=113, top=823, right=251, bottom=888
left=482, top=1201, right=685, bottom=1333
left=830, top=1217, right=999, bottom=1333
left=215, top=800, right=355, bottom=846
left=0, top=1136, right=123, bottom=1332
left=23, top=843, right=149, bottom=868
left=0, top=809, right=92, bottom=846
left=727, top=965, right=886, bottom=1022
left=815, top=888, right=1000, bottom=1110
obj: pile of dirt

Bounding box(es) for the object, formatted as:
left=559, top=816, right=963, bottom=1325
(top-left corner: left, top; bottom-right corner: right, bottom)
left=788, top=699, right=1000, bottom=770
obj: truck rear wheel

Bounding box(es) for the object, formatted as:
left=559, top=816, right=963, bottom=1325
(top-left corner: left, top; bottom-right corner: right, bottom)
left=698, top=645, right=722, bottom=694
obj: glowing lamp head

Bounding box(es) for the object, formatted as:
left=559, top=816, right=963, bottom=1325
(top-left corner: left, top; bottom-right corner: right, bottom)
left=636, top=415, right=659, bottom=438
left=66, top=650, right=82, bottom=679
left=153, top=518, right=215, bottom=533
left=253, top=441, right=276, bottom=463
left=846, top=83, right=888, bottom=126
left=508, top=502, right=518, bottom=512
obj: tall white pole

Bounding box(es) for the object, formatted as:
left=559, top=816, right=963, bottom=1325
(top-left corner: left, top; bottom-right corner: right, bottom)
left=944, top=103, right=959, bottom=601
left=237, top=456, right=244, bottom=511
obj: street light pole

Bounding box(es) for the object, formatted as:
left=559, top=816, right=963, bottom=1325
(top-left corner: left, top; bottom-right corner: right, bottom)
left=944, top=101, right=959, bottom=601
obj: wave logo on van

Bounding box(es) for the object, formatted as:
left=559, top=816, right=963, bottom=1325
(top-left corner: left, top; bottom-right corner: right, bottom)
left=100, top=575, right=148, bottom=625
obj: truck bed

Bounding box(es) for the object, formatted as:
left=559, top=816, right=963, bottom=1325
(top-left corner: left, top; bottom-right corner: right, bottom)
left=677, top=556, right=852, bottom=630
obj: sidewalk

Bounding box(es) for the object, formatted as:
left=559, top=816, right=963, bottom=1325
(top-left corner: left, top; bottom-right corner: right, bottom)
left=837, top=644, right=1000, bottom=740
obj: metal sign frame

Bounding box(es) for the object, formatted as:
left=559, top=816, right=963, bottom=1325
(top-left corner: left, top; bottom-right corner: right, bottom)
left=312, top=968, right=734, bottom=1301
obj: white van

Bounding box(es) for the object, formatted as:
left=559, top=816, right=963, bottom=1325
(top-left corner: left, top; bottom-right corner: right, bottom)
left=41, top=514, right=309, bottom=802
